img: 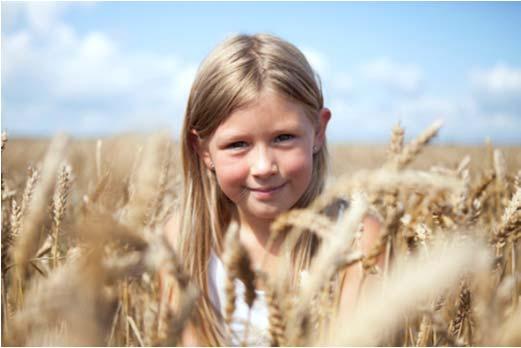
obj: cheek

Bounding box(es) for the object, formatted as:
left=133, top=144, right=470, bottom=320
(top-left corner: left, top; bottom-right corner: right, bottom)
left=214, top=157, right=249, bottom=196
left=282, top=149, right=313, bottom=183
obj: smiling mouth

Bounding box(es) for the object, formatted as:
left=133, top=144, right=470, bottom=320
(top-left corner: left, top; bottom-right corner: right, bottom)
left=248, top=182, right=286, bottom=193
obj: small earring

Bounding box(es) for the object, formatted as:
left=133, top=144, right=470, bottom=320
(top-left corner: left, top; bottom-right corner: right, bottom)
left=312, top=145, right=318, bottom=154
left=209, top=161, right=215, bottom=170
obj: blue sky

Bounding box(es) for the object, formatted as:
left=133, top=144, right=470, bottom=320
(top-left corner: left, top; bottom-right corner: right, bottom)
left=2, top=1, right=521, bottom=144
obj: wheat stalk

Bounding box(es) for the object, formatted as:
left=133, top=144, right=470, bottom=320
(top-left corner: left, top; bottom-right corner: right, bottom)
left=51, top=163, right=72, bottom=268
left=388, top=122, right=405, bottom=160
left=146, top=137, right=172, bottom=229
left=449, top=280, right=472, bottom=344
left=20, top=167, right=40, bottom=218
left=492, top=185, right=521, bottom=247
left=2, top=130, right=521, bottom=347
left=387, top=120, right=443, bottom=170
left=264, top=282, right=286, bottom=346
left=493, top=149, right=507, bottom=186
left=121, top=132, right=168, bottom=231
left=96, top=139, right=103, bottom=180
left=12, top=134, right=69, bottom=280
left=416, top=313, right=432, bottom=346
left=1, top=131, right=7, bottom=153
left=271, top=209, right=335, bottom=241
left=287, top=192, right=368, bottom=345
left=221, top=221, right=257, bottom=345
left=324, top=237, right=491, bottom=346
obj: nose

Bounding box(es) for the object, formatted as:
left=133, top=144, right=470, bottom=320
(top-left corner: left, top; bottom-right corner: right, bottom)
left=250, top=145, right=277, bottom=178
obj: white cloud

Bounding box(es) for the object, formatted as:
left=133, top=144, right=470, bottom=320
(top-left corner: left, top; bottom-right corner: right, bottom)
left=2, top=3, right=519, bottom=144
left=470, top=63, right=521, bottom=95
left=299, top=47, right=354, bottom=101
left=80, top=32, right=115, bottom=61
left=325, top=84, right=520, bottom=144
left=469, top=63, right=521, bottom=117
left=1, top=2, right=197, bottom=137
left=394, top=96, right=458, bottom=122
left=322, top=60, right=520, bottom=144
left=361, top=57, right=423, bottom=95
left=25, top=2, right=67, bottom=34
left=1, top=2, right=25, bottom=31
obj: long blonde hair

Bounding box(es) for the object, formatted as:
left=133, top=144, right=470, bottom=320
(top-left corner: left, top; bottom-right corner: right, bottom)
left=177, top=32, right=328, bottom=345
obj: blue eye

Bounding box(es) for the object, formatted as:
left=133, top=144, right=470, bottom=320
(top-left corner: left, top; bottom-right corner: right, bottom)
left=275, top=134, right=295, bottom=143
left=227, top=141, right=248, bottom=149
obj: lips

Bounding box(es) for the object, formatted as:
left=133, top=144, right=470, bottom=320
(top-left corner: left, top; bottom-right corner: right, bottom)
left=249, top=182, right=286, bottom=192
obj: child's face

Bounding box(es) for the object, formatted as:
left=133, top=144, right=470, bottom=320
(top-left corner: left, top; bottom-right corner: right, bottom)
left=198, top=90, right=330, bottom=221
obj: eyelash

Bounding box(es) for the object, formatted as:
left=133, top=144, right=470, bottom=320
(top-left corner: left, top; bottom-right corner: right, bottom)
left=226, top=141, right=248, bottom=149
left=275, top=134, right=295, bottom=143
left=225, top=134, right=295, bottom=150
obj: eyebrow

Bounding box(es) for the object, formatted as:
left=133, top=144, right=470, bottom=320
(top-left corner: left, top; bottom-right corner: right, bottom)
left=216, top=122, right=303, bottom=140
left=214, top=130, right=248, bottom=142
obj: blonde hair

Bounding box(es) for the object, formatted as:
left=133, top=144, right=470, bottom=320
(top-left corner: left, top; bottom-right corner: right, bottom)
left=177, top=32, right=328, bottom=345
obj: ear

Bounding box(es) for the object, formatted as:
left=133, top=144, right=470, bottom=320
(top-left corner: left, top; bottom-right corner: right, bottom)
left=314, top=107, right=331, bottom=150
left=190, top=129, right=214, bottom=170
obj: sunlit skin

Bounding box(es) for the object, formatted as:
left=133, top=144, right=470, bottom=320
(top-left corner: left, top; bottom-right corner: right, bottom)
left=197, top=89, right=331, bottom=250
left=165, top=90, right=382, bottom=346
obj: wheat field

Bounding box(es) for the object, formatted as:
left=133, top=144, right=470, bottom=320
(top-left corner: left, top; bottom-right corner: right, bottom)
left=1, top=123, right=520, bottom=346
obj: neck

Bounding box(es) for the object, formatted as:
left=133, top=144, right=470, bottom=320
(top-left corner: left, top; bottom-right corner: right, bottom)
left=236, top=209, right=285, bottom=268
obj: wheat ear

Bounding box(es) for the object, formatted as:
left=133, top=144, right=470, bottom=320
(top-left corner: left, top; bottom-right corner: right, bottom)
left=324, top=238, right=491, bottom=346
left=51, top=163, right=72, bottom=269
left=122, top=132, right=166, bottom=230
left=146, top=137, right=172, bottom=229
left=514, top=170, right=521, bottom=189
left=388, top=122, right=404, bottom=160
left=471, top=171, right=496, bottom=203
left=13, top=134, right=69, bottom=279
left=271, top=209, right=335, bottom=241
left=450, top=280, right=472, bottom=344
left=20, top=166, right=39, bottom=218
left=387, top=120, right=443, bottom=170
left=2, top=200, right=22, bottom=273
left=264, top=282, right=286, bottom=346
left=221, top=222, right=256, bottom=344
left=415, top=313, right=432, bottom=346
left=287, top=192, right=368, bottom=345
left=492, top=185, right=521, bottom=246
left=1, top=131, right=7, bottom=153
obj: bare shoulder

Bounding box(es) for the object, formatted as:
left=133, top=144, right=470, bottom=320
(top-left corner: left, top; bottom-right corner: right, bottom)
left=160, top=210, right=199, bottom=345
left=337, top=213, right=383, bottom=315
left=360, top=213, right=382, bottom=254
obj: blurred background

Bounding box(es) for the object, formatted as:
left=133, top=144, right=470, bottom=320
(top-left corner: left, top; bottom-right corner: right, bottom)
left=3, top=6, right=521, bottom=348
left=1, top=1, right=521, bottom=144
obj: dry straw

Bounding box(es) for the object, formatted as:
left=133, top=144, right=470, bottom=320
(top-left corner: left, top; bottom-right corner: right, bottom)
left=286, top=192, right=368, bottom=345
left=121, top=132, right=168, bottom=229
left=51, top=163, right=72, bottom=268
left=221, top=221, right=257, bottom=345
left=1, top=122, right=520, bottom=347
left=324, top=238, right=491, bottom=346
left=388, top=122, right=405, bottom=159
left=12, top=134, right=69, bottom=279
left=387, top=119, right=443, bottom=170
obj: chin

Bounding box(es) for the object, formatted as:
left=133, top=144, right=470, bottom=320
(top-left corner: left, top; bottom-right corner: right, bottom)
left=255, top=211, right=282, bottom=220
left=249, top=203, right=292, bottom=220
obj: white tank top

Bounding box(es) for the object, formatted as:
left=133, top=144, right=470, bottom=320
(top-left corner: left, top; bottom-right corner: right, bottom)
left=208, top=250, right=271, bottom=346
left=206, top=197, right=350, bottom=346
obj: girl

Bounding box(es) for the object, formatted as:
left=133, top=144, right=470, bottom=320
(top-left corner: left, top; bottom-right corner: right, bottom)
left=163, top=33, right=381, bottom=346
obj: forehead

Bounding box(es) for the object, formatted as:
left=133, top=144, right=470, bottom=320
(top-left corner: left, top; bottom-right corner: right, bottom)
left=213, top=91, right=313, bottom=138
